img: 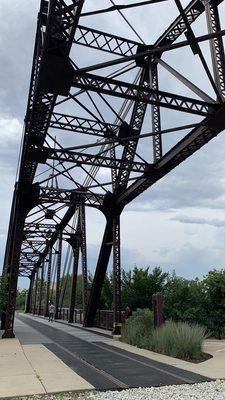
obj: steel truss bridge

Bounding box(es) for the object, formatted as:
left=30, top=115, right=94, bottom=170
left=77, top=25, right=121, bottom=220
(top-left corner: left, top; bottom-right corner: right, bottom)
left=1, top=0, right=225, bottom=338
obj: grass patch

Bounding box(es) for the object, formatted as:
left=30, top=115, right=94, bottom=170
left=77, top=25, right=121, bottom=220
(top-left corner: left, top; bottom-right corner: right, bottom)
left=121, top=311, right=208, bottom=361
left=150, top=321, right=208, bottom=361
left=121, top=308, right=154, bottom=348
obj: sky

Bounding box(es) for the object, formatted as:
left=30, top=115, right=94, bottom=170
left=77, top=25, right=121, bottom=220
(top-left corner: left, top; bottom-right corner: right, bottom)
left=1, top=0, right=225, bottom=289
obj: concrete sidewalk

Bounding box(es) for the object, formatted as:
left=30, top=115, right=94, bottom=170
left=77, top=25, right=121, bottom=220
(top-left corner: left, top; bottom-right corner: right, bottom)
left=0, top=337, right=93, bottom=398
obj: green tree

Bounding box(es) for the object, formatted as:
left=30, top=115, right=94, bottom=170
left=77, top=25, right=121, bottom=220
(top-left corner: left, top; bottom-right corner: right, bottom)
left=60, top=274, right=92, bottom=309
left=202, top=269, right=225, bottom=338
left=163, top=273, right=204, bottom=322
left=122, top=266, right=168, bottom=310
left=99, top=273, right=113, bottom=309
left=16, top=289, right=28, bottom=311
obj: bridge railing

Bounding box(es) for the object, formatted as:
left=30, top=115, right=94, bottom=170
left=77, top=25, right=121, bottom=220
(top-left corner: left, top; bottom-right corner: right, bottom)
left=31, top=307, right=125, bottom=331
left=58, top=308, right=125, bottom=331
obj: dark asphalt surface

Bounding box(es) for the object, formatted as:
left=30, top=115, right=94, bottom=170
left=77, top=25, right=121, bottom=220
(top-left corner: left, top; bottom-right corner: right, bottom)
left=16, top=314, right=211, bottom=390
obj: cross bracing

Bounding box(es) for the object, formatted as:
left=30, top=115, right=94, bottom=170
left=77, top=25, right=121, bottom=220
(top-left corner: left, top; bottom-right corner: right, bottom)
left=1, top=0, right=225, bottom=337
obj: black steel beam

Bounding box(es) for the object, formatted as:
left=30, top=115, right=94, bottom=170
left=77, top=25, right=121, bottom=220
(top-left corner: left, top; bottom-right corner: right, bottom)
left=75, top=25, right=140, bottom=56
left=50, top=113, right=119, bottom=136
left=72, top=72, right=215, bottom=116
left=84, top=217, right=114, bottom=327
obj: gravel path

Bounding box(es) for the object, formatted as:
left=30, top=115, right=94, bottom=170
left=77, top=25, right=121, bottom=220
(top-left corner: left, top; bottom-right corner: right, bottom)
left=84, top=381, right=225, bottom=400
left=15, top=381, right=225, bottom=400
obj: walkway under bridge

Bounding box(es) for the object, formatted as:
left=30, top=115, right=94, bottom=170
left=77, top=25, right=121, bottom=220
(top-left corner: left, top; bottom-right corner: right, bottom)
left=1, top=0, right=225, bottom=339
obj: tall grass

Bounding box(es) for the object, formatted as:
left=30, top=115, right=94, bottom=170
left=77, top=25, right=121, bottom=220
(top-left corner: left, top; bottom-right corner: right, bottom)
left=150, top=321, right=208, bottom=360
left=121, top=308, right=154, bottom=348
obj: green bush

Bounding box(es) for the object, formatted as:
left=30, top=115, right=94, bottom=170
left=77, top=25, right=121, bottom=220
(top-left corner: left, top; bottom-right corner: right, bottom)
left=0, top=274, right=8, bottom=310
left=150, top=321, right=208, bottom=360
left=121, top=308, right=154, bottom=348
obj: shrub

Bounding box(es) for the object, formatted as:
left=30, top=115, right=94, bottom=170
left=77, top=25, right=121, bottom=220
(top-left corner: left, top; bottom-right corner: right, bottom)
left=121, top=308, right=154, bottom=348
left=150, top=321, right=208, bottom=360
left=0, top=274, right=8, bottom=310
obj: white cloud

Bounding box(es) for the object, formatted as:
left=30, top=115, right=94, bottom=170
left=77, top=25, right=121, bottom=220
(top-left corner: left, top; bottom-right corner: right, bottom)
left=0, top=117, right=22, bottom=146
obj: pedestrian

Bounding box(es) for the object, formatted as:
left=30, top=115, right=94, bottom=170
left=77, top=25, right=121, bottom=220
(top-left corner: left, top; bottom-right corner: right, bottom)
left=48, top=303, right=55, bottom=322
left=125, top=306, right=132, bottom=319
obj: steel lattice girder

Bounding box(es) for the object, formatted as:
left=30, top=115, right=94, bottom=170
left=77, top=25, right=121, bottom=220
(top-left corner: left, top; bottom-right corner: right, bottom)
left=72, top=72, right=215, bottom=116
left=2, top=0, right=225, bottom=337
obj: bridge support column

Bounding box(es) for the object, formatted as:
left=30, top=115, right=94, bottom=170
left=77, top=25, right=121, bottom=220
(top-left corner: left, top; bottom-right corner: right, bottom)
left=2, top=183, right=39, bottom=338
left=113, top=214, right=122, bottom=336
left=83, top=216, right=114, bottom=327
left=67, top=236, right=80, bottom=323
left=25, top=273, right=34, bottom=314
left=33, top=269, right=39, bottom=315
left=55, top=232, right=62, bottom=319
left=44, top=248, right=52, bottom=317
left=38, top=262, right=45, bottom=315
left=80, top=205, right=88, bottom=315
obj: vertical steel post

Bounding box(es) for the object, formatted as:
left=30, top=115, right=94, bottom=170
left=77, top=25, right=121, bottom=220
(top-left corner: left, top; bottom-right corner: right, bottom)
left=38, top=262, right=45, bottom=315
left=25, top=273, right=35, bottom=313
left=203, top=0, right=225, bottom=98
left=68, top=239, right=80, bottom=323
left=113, top=214, right=121, bottom=335
left=80, top=205, right=88, bottom=313
left=33, top=269, right=39, bottom=315
left=2, top=208, right=30, bottom=337
left=2, top=183, right=39, bottom=338
left=110, top=145, right=117, bottom=192
left=55, top=232, right=62, bottom=319
left=149, top=61, right=162, bottom=162
left=44, top=248, right=52, bottom=317
left=83, top=216, right=114, bottom=327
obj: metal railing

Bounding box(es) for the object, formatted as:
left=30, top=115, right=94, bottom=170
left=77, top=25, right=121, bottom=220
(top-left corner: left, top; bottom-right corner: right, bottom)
left=31, top=307, right=125, bottom=331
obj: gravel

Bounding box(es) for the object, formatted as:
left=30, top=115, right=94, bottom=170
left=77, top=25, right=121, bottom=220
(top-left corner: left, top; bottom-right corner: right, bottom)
left=84, top=381, right=225, bottom=400
left=14, top=381, right=225, bottom=400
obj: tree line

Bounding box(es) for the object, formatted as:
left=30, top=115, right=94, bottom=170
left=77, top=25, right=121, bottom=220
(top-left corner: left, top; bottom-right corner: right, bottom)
left=1, top=266, right=225, bottom=338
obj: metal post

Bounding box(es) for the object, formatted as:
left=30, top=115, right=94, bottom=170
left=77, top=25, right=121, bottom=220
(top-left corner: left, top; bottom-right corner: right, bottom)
left=25, top=273, right=35, bottom=313
left=33, top=269, right=39, bottom=315
left=38, top=262, right=45, bottom=315
left=68, top=239, right=80, bottom=323
left=112, top=214, right=121, bottom=336
left=84, top=216, right=114, bottom=327
left=2, top=180, right=39, bottom=338
left=55, top=232, right=62, bottom=319
left=44, top=248, right=52, bottom=317
left=149, top=61, right=162, bottom=162
left=152, top=292, right=164, bottom=328
left=2, top=205, right=30, bottom=337
left=203, top=0, right=225, bottom=98
left=80, top=205, right=88, bottom=313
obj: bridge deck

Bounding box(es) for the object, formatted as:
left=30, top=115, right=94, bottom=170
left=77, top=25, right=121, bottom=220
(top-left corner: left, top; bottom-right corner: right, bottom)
left=16, top=314, right=210, bottom=391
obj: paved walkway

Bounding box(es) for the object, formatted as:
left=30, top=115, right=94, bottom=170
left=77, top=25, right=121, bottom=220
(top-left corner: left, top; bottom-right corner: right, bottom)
left=0, top=321, right=93, bottom=398
left=18, top=315, right=210, bottom=387
left=1, top=314, right=225, bottom=398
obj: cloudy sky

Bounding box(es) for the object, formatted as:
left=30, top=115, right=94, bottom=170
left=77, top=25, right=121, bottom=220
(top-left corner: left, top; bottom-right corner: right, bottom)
left=1, top=0, right=225, bottom=288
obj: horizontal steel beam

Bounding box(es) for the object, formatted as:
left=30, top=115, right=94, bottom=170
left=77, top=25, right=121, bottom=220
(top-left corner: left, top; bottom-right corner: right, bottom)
left=39, top=187, right=104, bottom=207
left=44, top=148, right=149, bottom=172
left=72, top=72, right=215, bottom=116
left=75, top=25, right=140, bottom=56
left=50, top=113, right=119, bottom=136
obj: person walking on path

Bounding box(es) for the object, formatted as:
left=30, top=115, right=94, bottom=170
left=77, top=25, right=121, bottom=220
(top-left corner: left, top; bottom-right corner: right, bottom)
left=48, top=303, right=55, bottom=322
